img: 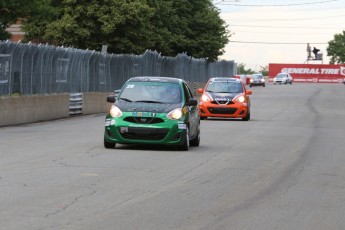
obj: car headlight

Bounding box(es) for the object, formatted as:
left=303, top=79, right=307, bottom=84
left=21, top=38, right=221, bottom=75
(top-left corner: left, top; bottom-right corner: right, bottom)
left=109, top=105, right=123, bottom=118
left=201, top=94, right=211, bottom=102
left=167, top=108, right=183, bottom=120
left=261, top=78, right=265, bottom=82
left=250, top=79, right=253, bottom=83
left=234, top=95, right=245, bottom=103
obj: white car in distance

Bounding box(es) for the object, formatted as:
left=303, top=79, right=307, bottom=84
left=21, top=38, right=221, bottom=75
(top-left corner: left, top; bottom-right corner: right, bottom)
left=273, top=73, right=293, bottom=85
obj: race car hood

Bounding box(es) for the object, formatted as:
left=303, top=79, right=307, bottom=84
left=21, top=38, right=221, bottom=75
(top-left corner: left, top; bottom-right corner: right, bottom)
left=115, top=101, right=182, bottom=113
left=207, top=92, right=238, bottom=100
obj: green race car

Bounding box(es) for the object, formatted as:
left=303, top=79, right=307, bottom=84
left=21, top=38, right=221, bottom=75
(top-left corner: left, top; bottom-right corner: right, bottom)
left=104, top=76, right=200, bottom=150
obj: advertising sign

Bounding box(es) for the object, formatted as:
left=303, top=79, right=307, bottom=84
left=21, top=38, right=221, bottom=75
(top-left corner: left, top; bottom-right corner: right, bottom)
left=269, top=63, right=345, bottom=83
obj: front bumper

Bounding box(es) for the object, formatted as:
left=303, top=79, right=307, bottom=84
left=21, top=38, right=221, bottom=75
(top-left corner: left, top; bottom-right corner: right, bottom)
left=198, top=101, right=249, bottom=119
left=104, top=114, right=187, bottom=145
left=274, top=80, right=286, bottom=84
left=250, top=81, right=265, bottom=86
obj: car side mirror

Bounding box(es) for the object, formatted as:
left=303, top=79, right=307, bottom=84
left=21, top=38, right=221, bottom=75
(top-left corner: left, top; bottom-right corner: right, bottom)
left=188, top=98, right=198, bottom=106
left=107, top=96, right=116, bottom=103
left=197, top=88, right=204, bottom=94
left=246, top=90, right=252, bottom=95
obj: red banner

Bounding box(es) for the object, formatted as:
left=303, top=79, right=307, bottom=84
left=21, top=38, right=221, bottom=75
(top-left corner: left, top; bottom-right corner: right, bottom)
left=269, top=63, right=345, bottom=83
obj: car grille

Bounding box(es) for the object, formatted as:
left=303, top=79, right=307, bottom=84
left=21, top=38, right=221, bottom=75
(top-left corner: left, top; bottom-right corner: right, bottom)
left=124, top=117, right=164, bottom=124
left=119, top=127, right=169, bottom=140
left=211, top=101, right=234, bottom=105
left=207, top=107, right=237, bottom=114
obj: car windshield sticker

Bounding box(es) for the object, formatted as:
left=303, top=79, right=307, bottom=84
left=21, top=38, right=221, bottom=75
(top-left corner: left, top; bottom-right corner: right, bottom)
left=132, top=112, right=156, bottom=117
left=212, top=79, right=240, bottom=83
left=126, top=84, right=135, bottom=88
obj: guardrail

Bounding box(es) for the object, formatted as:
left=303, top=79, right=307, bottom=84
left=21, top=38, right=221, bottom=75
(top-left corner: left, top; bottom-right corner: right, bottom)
left=69, top=93, right=83, bottom=115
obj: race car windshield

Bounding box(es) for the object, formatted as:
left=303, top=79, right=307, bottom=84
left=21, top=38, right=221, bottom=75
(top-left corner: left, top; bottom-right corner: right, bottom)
left=119, top=81, right=182, bottom=104
left=276, top=74, right=286, bottom=78
left=206, top=81, right=243, bottom=93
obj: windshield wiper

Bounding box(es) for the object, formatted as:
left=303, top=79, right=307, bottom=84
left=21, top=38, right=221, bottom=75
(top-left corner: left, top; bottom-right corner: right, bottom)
left=119, top=97, right=132, bottom=102
left=135, top=100, right=163, bottom=103
left=206, top=90, right=214, bottom=92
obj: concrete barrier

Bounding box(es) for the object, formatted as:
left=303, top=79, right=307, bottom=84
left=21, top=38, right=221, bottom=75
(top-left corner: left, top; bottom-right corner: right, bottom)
left=0, top=82, right=206, bottom=127
left=0, top=93, right=112, bottom=127
left=0, top=94, right=70, bottom=127
left=82, top=92, right=112, bottom=115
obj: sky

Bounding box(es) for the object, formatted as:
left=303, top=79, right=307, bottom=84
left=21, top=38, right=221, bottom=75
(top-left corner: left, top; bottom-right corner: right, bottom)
left=213, top=0, right=345, bottom=71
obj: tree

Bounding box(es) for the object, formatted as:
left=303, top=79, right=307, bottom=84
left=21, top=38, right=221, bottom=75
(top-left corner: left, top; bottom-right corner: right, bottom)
left=259, top=65, right=268, bottom=76
left=23, top=0, right=230, bottom=61
left=24, top=0, right=156, bottom=53
left=237, top=63, right=255, bottom=75
left=327, top=31, right=345, bottom=64
left=0, top=0, right=46, bottom=40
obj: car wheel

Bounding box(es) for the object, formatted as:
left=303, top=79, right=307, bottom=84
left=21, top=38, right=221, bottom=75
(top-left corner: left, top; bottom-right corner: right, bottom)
left=200, top=116, right=207, bottom=120
left=104, top=137, right=116, bottom=149
left=242, top=111, right=250, bottom=121
left=263, top=84, right=265, bottom=87
left=250, top=85, right=252, bottom=88
left=290, top=81, right=292, bottom=84
left=180, top=127, right=190, bottom=151
left=190, top=128, right=200, bottom=147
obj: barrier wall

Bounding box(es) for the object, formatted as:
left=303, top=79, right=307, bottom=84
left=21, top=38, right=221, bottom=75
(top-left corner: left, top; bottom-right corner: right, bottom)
left=0, top=82, right=206, bottom=127
left=0, top=94, right=70, bottom=126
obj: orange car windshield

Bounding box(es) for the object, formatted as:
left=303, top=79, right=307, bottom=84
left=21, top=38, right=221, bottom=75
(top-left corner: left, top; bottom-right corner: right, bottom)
left=206, top=81, right=243, bottom=93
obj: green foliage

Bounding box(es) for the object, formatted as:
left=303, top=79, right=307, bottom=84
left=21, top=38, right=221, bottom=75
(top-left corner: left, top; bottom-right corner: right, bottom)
left=259, top=65, right=268, bottom=76
left=327, top=31, right=345, bottom=64
left=237, top=63, right=255, bottom=74
left=21, top=0, right=230, bottom=61
left=0, top=0, right=45, bottom=40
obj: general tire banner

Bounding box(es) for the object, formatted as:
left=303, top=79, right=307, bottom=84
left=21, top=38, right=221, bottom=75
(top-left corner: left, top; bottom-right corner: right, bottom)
left=269, top=63, right=345, bottom=83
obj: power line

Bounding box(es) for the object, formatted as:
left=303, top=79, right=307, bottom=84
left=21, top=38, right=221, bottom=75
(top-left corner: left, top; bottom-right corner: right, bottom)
left=229, top=24, right=344, bottom=29
left=234, top=30, right=334, bottom=35
left=229, top=41, right=328, bottom=44
left=219, top=6, right=345, bottom=12
left=226, top=13, right=345, bottom=21
left=215, top=0, right=340, bottom=7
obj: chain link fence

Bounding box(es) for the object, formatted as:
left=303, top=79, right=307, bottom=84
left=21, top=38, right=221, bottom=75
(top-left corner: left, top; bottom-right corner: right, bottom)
left=0, top=40, right=236, bottom=96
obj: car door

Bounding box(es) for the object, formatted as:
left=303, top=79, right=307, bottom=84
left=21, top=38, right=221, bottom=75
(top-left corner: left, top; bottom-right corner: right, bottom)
left=182, top=82, right=199, bottom=138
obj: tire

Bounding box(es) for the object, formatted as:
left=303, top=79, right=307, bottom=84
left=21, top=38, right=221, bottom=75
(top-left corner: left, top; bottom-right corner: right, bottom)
left=242, top=110, right=250, bottom=121
left=263, top=84, right=265, bottom=87
left=104, top=137, right=116, bottom=149
left=190, top=128, right=200, bottom=147
left=179, top=127, right=190, bottom=151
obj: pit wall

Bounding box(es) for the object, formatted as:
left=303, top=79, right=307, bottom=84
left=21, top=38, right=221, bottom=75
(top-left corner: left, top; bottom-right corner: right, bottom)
left=0, top=82, right=205, bottom=127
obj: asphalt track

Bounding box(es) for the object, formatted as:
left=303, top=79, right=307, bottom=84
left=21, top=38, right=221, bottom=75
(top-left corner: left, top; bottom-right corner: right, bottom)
left=1, top=83, right=345, bottom=230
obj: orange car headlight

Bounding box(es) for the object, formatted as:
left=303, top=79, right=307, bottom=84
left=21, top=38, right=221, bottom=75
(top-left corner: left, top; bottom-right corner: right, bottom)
left=201, top=94, right=211, bottom=102
left=234, top=95, right=245, bottom=103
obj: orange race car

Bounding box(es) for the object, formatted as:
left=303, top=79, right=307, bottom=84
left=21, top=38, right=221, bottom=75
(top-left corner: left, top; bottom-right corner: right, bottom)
left=197, top=77, right=252, bottom=121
